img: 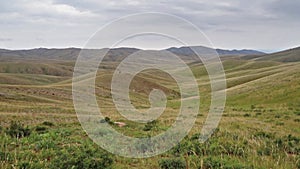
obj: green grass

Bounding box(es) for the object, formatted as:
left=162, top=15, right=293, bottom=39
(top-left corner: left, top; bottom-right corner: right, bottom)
left=254, top=47, right=300, bottom=62
left=0, top=57, right=299, bottom=168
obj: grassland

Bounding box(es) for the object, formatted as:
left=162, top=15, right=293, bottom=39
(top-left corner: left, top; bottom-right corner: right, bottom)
left=0, top=52, right=299, bottom=168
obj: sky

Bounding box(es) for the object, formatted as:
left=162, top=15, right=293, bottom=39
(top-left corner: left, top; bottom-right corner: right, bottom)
left=0, top=0, right=299, bottom=52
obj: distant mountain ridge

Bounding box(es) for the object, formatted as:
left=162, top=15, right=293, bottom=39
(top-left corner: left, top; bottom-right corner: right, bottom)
left=216, top=48, right=265, bottom=56
left=0, top=46, right=298, bottom=77
left=0, top=46, right=264, bottom=62
left=0, top=48, right=81, bottom=61
left=166, top=46, right=265, bottom=57
left=1, top=46, right=299, bottom=63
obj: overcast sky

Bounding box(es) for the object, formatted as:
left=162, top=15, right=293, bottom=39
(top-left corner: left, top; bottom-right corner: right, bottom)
left=0, top=0, right=299, bottom=52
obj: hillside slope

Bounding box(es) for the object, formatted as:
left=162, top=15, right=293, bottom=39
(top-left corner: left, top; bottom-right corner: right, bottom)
left=0, top=46, right=264, bottom=62
left=242, top=46, right=300, bottom=62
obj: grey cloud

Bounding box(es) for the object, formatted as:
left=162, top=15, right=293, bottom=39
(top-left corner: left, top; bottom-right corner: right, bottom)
left=0, top=0, right=299, bottom=50
left=264, top=0, right=300, bottom=20
left=0, top=38, right=13, bottom=42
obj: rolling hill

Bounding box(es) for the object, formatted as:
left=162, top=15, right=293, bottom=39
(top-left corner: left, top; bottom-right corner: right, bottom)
left=0, top=46, right=264, bottom=62
left=242, top=46, right=300, bottom=62
left=0, top=46, right=299, bottom=168
left=166, top=46, right=265, bottom=57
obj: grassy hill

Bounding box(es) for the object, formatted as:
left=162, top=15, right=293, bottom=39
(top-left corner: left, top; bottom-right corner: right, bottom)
left=0, top=48, right=81, bottom=61
left=242, top=46, right=300, bottom=62
left=0, top=47, right=299, bottom=168
left=0, top=46, right=264, bottom=63
left=0, top=61, right=74, bottom=77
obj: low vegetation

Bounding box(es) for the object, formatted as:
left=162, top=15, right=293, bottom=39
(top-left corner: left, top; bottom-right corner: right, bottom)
left=0, top=52, right=299, bottom=168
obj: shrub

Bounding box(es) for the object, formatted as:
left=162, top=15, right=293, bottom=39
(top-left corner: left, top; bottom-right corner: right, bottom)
left=18, top=162, right=30, bottom=169
left=243, top=113, right=251, bottom=117
left=100, top=117, right=114, bottom=125
left=105, top=117, right=110, bottom=122
left=286, top=135, right=300, bottom=154
left=255, top=112, right=262, bottom=116
left=35, top=126, right=48, bottom=134
left=171, top=140, right=195, bottom=156
left=0, top=151, right=5, bottom=161
left=6, top=121, right=31, bottom=138
left=143, top=120, right=158, bottom=131
left=275, top=138, right=283, bottom=148
left=274, top=115, right=281, bottom=118
left=42, top=121, right=54, bottom=126
left=296, top=155, right=300, bottom=169
left=221, top=142, right=247, bottom=157
left=159, top=158, right=186, bottom=169
left=254, top=131, right=273, bottom=139
left=50, top=144, right=113, bottom=169
left=257, top=146, right=272, bottom=156
left=203, top=156, right=252, bottom=169
left=105, top=117, right=114, bottom=125
left=143, top=124, right=152, bottom=131
left=0, top=151, right=13, bottom=162
left=275, top=122, right=284, bottom=126
left=294, top=111, right=300, bottom=116
left=133, top=138, right=160, bottom=154
left=294, top=119, right=300, bottom=122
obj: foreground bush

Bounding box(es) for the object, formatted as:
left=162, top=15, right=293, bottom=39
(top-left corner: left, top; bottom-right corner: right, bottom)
left=297, top=155, right=300, bottom=169
left=35, top=126, right=48, bottom=134
left=42, top=121, right=54, bottom=126
left=50, top=143, right=113, bottom=169
left=159, top=158, right=186, bottom=169
left=203, top=156, right=252, bottom=169
left=143, top=120, right=158, bottom=131
left=6, top=121, right=31, bottom=138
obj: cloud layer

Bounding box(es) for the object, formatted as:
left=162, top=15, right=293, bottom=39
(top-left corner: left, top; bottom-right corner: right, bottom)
left=0, top=0, right=299, bottom=51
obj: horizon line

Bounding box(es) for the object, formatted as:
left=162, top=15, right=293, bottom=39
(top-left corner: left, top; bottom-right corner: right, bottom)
left=0, top=45, right=289, bottom=53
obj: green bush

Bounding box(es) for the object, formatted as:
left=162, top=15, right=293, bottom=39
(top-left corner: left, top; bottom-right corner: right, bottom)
left=244, top=113, right=251, bottom=117
left=275, top=138, right=283, bottom=148
left=6, top=121, right=31, bottom=138
left=50, top=144, right=113, bottom=169
left=159, top=158, right=186, bottom=169
left=18, top=161, right=30, bottom=169
left=100, top=117, right=114, bottom=125
left=0, top=151, right=13, bottom=162
left=105, top=117, right=110, bottom=122
left=286, top=135, right=300, bottom=154
left=296, top=155, right=300, bottom=169
left=275, top=122, right=284, bottom=126
left=0, top=151, right=5, bottom=161
left=257, top=146, right=272, bottom=156
left=203, top=156, right=252, bottom=169
left=171, top=140, right=195, bottom=156
left=274, top=115, right=281, bottom=118
left=294, top=111, right=300, bottom=116
left=221, top=142, right=247, bottom=157
left=35, top=126, right=48, bottom=134
left=294, top=119, right=300, bottom=122
left=42, top=121, right=54, bottom=126
left=255, top=112, right=262, bottom=116
left=254, top=131, right=273, bottom=139
left=143, top=120, right=158, bottom=131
